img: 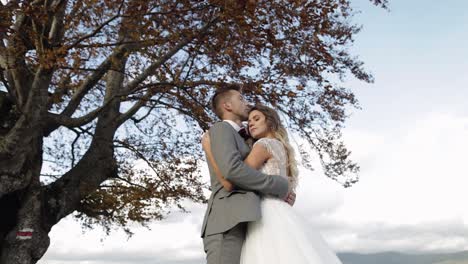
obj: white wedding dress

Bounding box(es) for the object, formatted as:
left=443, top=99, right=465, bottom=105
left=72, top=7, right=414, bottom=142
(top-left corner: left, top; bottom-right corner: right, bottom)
left=240, top=138, right=343, bottom=264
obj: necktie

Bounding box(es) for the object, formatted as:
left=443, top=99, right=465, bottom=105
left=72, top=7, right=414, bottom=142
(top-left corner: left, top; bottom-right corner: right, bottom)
left=238, top=127, right=250, bottom=140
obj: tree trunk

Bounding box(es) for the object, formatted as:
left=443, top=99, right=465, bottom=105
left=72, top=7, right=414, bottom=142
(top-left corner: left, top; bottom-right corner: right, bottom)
left=0, top=134, right=50, bottom=264
left=0, top=122, right=118, bottom=264
left=0, top=187, right=51, bottom=264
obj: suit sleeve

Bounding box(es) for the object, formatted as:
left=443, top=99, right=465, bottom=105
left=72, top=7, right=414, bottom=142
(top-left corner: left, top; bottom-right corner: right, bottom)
left=210, top=122, right=289, bottom=199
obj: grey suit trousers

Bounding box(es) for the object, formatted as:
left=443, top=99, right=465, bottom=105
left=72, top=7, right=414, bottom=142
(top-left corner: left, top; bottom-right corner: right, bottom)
left=203, top=222, right=247, bottom=264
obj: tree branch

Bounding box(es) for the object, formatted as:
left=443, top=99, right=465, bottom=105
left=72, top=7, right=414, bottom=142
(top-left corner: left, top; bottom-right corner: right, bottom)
left=113, top=139, right=170, bottom=190
left=130, top=103, right=157, bottom=124
left=112, top=175, right=149, bottom=191
left=70, top=128, right=81, bottom=167
left=4, top=12, right=34, bottom=108
left=45, top=84, right=133, bottom=135
left=116, top=92, right=163, bottom=126
left=60, top=49, right=121, bottom=117
left=47, top=0, right=68, bottom=47
left=43, top=134, right=118, bottom=226
left=67, top=1, right=124, bottom=51
left=47, top=106, right=102, bottom=128
left=122, top=16, right=219, bottom=94
left=113, top=18, right=219, bottom=126
left=0, top=69, right=12, bottom=96
left=157, top=99, right=209, bottom=130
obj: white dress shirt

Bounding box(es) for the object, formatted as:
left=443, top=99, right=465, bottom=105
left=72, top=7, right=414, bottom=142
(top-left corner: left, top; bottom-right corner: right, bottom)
left=223, top=120, right=243, bottom=132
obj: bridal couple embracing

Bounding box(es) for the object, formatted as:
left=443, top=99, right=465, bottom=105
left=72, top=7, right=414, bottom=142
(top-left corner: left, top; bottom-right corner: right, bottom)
left=200, top=84, right=343, bottom=264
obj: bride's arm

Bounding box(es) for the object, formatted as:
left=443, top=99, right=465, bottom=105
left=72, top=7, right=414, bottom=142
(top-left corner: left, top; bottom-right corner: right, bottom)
left=203, top=131, right=274, bottom=191
left=243, top=143, right=272, bottom=170
left=202, top=132, right=234, bottom=191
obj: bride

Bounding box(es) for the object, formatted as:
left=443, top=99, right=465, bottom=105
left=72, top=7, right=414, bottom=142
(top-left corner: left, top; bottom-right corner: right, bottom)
left=202, top=104, right=343, bottom=264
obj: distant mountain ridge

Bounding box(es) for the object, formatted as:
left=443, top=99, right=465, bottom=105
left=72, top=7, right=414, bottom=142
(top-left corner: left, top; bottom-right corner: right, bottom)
left=337, top=250, right=468, bottom=264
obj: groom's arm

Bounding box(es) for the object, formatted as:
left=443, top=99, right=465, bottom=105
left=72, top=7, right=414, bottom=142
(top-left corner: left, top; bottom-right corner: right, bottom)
left=210, top=122, right=289, bottom=199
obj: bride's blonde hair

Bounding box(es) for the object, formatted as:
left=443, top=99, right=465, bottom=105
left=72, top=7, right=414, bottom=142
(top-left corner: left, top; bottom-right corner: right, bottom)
left=249, top=105, right=299, bottom=190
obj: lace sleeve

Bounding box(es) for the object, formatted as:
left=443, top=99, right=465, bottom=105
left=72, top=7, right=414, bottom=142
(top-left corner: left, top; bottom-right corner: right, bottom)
left=253, top=138, right=274, bottom=155
left=253, top=138, right=291, bottom=183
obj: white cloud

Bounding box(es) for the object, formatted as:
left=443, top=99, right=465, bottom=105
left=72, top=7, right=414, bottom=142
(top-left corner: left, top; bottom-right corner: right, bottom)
left=338, top=112, right=468, bottom=223
left=319, top=111, right=468, bottom=253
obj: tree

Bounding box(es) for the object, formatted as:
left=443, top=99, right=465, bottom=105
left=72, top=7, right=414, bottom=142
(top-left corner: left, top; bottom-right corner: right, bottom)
left=0, top=0, right=387, bottom=263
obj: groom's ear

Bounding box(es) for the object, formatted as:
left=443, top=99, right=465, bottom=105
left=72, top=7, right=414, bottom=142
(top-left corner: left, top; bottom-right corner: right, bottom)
left=223, top=101, right=232, bottom=112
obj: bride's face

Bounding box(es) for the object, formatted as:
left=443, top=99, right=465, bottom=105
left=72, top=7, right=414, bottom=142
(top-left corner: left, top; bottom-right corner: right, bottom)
left=248, top=110, right=271, bottom=139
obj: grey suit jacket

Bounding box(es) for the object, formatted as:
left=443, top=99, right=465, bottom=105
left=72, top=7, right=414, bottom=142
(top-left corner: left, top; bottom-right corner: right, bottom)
left=201, top=121, right=289, bottom=237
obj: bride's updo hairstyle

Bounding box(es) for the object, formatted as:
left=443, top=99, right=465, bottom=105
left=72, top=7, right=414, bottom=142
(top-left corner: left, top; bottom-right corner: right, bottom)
left=249, top=104, right=298, bottom=189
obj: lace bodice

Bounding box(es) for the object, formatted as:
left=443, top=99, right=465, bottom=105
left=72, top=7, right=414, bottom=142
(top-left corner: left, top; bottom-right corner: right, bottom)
left=254, top=138, right=288, bottom=179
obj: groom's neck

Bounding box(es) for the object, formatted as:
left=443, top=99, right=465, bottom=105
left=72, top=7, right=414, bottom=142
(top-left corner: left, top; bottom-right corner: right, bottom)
left=222, top=114, right=243, bottom=127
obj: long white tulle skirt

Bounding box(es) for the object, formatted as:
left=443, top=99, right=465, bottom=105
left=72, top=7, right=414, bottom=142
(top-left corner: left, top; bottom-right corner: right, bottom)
left=240, top=197, right=343, bottom=264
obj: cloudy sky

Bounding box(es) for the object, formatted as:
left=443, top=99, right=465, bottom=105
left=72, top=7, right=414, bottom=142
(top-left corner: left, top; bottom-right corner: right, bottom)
left=39, top=0, right=468, bottom=263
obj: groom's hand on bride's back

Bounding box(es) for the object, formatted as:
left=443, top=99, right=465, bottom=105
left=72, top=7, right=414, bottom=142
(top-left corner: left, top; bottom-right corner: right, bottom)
left=284, top=191, right=296, bottom=206
left=284, top=179, right=296, bottom=206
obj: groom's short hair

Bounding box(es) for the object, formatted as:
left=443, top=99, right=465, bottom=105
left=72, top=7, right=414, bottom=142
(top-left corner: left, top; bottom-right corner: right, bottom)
left=211, top=84, right=242, bottom=119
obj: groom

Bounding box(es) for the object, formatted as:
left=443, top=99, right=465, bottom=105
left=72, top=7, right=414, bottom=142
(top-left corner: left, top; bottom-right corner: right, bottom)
left=201, top=84, right=296, bottom=264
